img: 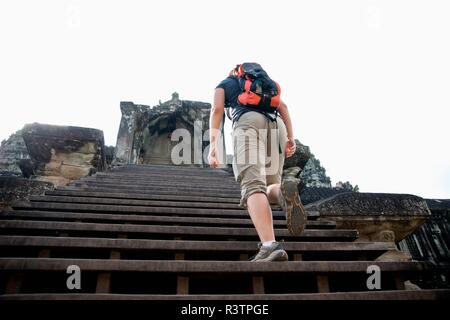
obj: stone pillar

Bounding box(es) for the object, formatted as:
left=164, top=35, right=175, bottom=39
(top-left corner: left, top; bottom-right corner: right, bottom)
left=113, top=102, right=150, bottom=165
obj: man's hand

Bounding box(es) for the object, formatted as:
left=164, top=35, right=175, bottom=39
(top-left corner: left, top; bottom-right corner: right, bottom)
left=285, top=137, right=296, bottom=158
left=208, top=145, right=219, bottom=168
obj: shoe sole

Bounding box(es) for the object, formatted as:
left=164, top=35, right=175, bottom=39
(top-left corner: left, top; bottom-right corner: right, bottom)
left=253, top=249, right=289, bottom=262
left=281, top=180, right=307, bottom=236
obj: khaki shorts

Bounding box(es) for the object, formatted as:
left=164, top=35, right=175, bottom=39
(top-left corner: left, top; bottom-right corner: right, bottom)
left=232, top=111, right=288, bottom=208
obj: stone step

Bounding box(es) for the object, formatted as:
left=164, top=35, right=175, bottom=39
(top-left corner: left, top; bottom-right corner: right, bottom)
left=110, top=164, right=229, bottom=170
left=111, top=164, right=229, bottom=172
left=69, top=179, right=240, bottom=193
left=102, top=172, right=234, bottom=180
left=0, top=220, right=358, bottom=240
left=70, top=182, right=242, bottom=194
left=81, top=178, right=240, bottom=189
left=45, top=190, right=240, bottom=204
left=92, top=172, right=237, bottom=183
left=28, top=195, right=276, bottom=211
left=83, top=179, right=239, bottom=190
left=12, top=201, right=320, bottom=220
left=2, top=210, right=334, bottom=229
left=0, top=235, right=395, bottom=254
left=2, top=290, right=449, bottom=300
left=68, top=183, right=243, bottom=196
left=1, top=258, right=444, bottom=296
left=0, top=258, right=427, bottom=273
left=94, top=169, right=234, bottom=177
left=109, top=168, right=232, bottom=178
left=59, top=186, right=241, bottom=199
left=78, top=174, right=235, bottom=183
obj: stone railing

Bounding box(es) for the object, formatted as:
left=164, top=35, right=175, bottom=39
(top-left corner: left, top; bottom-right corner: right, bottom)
left=305, top=192, right=431, bottom=242
left=305, top=192, right=432, bottom=261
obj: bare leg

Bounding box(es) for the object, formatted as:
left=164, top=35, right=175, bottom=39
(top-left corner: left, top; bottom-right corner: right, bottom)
left=267, top=183, right=282, bottom=205
left=246, top=192, right=275, bottom=243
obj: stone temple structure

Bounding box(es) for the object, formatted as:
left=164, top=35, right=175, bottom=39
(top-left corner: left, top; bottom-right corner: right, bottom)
left=0, top=93, right=448, bottom=299
left=114, top=93, right=226, bottom=167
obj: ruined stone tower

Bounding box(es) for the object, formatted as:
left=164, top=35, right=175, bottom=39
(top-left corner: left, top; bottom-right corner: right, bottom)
left=114, top=93, right=226, bottom=167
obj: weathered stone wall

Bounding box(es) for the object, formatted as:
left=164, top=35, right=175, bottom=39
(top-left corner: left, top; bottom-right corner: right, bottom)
left=21, top=123, right=106, bottom=186
left=0, top=176, right=53, bottom=210
left=1, top=123, right=107, bottom=187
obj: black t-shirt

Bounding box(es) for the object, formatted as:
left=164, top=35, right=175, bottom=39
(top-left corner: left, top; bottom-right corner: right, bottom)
left=216, top=76, right=277, bottom=124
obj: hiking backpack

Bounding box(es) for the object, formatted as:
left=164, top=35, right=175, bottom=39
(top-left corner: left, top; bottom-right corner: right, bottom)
left=236, top=63, right=281, bottom=111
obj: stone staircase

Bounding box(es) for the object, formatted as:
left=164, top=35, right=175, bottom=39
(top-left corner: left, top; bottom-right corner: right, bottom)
left=0, top=164, right=448, bottom=300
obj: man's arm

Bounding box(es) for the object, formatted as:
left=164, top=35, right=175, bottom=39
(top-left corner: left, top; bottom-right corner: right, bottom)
left=277, top=99, right=294, bottom=139
left=208, top=88, right=225, bottom=167
left=277, top=99, right=296, bottom=157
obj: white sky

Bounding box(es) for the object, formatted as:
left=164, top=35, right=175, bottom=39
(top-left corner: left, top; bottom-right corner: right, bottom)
left=0, top=0, right=449, bottom=198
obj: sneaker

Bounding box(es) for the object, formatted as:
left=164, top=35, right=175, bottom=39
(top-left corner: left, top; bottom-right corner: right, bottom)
left=280, top=180, right=307, bottom=235
left=250, top=242, right=289, bottom=262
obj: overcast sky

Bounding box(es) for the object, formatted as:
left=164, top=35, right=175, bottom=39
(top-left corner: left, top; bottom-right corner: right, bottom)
left=0, top=0, right=449, bottom=198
